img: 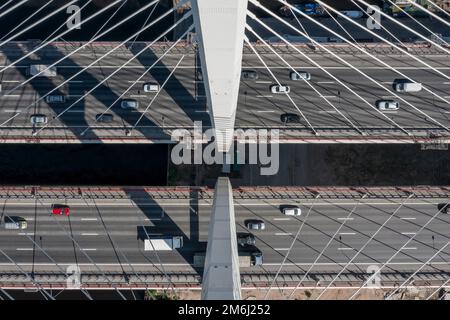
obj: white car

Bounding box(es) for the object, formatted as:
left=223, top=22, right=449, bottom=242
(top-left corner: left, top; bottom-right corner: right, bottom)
left=339, top=10, right=364, bottom=19
left=282, top=207, right=302, bottom=216
left=290, top=71, right=311, bottom=81
left=143, top=83, right=159, bottom=93
left=30, top=114, right=48, bottom=125
left=270, top=84, right=290, bottom=94
left=376, top=100, right=399, bottom=111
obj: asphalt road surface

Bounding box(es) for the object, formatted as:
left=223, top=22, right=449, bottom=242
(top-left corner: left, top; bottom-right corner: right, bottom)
left=0, top=189, right=449, bottom=285
left=0, top=42, right=449, bottom=142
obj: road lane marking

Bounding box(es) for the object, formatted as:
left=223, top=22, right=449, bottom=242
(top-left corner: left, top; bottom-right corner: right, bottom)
left=257, top=110, right=276, bottom=113
left=255, top=81, right=272, bottom=84
left=274, top=248, right=290, bottom=251
left=273, top=218, right=291, bottom=221
left=339, top=232, right=356, bottom=235
left=400, top=217, right=416, bottom=220
left=317, top=81, right=335, bottom=84
left=81, top=248, right=97, bottom=251
left=16, top=248, right=33, bottom=251
left=18, top=233, right=34, bottom=236
left=81, top=233, right=99, bottom=236
left=81, top=218, right=97, bottom=221
left=401, top=247, right=417, bottom=250
left=256, top=95, right=273, bottom=98
left=318, top=110, right=338, bottom=113
left=338, top=217, right=354, bottom=221
left=338, top=247, right=354, bottom=251
left=401, top=232, right=416, bottom=235
left=275, top=232, right=292, bottom=236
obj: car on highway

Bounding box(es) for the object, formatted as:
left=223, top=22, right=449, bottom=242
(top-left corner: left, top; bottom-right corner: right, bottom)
left=285, top=3, right=325, bottom=17
left=245, top=219, right=265, bottom=231
left=120, top=99, right=139, bottom=110
left=51, top=204, right=70, bottom=216
left=4, top=217, right=27, bottom=230
left=438, top=203, right=449, bottom=214
left=376, top=100, right=399, bottom=111
left=30, top=114, right=48, bottom=125
left=270, top=84, right=290, bottom=94
left=95, top=113, right=114, bottom=123
left=251, top=251, right=263, bottom=266
left=143, top=82, right=160, bottom=93
left=280, top=113, right=301, bottom=124
left=393, top=80, right=422, bottom=93
left=282, top=206, right=302, bottom=216
left=338, top=10, right=364, bottom=19
left=241, top=70, right=259, bottom=80
left=290, top=71, right=311, bottom=81
left=45, top=95, right=65, bottom=104
left=237, top=233, right=256, bottom=247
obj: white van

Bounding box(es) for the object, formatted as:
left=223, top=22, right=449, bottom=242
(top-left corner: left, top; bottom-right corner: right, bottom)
left=394, top=81, right=422, bottom=93
left=4, top=218, right=27, bottom=230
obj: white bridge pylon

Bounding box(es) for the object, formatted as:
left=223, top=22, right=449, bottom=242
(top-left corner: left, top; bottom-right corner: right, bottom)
left=201, top=177, right=242, bottom=300
left=191, top=0, right=248, bottom=153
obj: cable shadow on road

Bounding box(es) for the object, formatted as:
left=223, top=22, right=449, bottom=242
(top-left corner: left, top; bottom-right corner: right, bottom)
left=128, top=43, right=211, bottom=128
left=125, top=187, right=206, bottom=275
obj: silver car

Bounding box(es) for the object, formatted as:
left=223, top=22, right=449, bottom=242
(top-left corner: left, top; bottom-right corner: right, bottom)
left=290, top=71, right=311, bottom=81
left=376, top=100, right=399, bottom=111
left=245, top=220, right=266, bottom=231
left=45, top=95, right=65, bottom=103
left=30, top=114, right=48, bottom=125
left=120, top=99, right=139, bottom=110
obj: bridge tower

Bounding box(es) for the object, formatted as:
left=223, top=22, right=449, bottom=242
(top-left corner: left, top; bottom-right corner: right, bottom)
left=191, top=0, right=248, bottom=153
left=201, top=177, right=242, bottom=300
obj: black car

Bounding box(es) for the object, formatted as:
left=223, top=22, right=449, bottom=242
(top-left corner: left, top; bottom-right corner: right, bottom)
left=95, top=113, right=114, bottom=123
left=438, top=203, right=449, bottom=214
left=241, top=70, right=259, bottom=80
left=237, top=233, right=256, bottom=247
left=280, top=113, right=301, bottom=124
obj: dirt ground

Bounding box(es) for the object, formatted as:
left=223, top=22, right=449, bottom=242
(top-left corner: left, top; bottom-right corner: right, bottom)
left=163, top=287, right=442, bottom=300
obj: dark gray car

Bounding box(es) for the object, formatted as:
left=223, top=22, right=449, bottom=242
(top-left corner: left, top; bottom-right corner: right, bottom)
left=281, top=113, right=301, bottom=124
left=241, top=70, right=259, bottom=80
left=95, top=113, right=114, bottom=123
left=237, top=233, right=256, bottom=247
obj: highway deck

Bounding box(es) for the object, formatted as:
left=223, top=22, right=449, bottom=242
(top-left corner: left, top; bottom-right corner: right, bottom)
left=0, top=42, right=449, bottom=143
left=0, top=186, right=448, bottom=289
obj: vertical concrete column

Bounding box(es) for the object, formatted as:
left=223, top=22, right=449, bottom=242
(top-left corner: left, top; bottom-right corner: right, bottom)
left=191, top=0, right=248, bottom=153
left=201, top=177, right=241, bottom=300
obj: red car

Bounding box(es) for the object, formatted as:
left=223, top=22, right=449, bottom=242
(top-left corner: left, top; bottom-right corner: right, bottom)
left=52, top=204, right=70, bottom=216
